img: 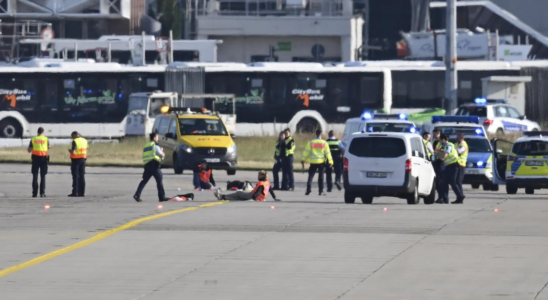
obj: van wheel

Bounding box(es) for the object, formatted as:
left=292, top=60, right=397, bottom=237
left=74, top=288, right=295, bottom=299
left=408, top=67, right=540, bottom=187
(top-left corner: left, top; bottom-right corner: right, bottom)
left=0, top=119, right=22, bottom=138
left=361, top=195, right=373, bottom=204
left=173, top=155, right=183, bottom=174
left=491, top=184, right=499, bottom=191
left=482, top=183, right=491, bottom=191
left=424, top=180, right=436, bottom=205
left=406, top=184, right=420, bottom=205
left=344, top=191, right=356, bottom=204
left=525, top=187, right=535, bottom=195
left=227, top=169, right=236, bottom=175
left=471, top=184, right=480, bottom=189
left=506, top=184, right=518, bottom=194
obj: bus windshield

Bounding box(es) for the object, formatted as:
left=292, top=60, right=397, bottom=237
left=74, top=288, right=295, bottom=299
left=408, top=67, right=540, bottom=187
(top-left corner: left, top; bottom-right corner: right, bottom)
left=178, top=118, right=228, bottom=136
left=127, top=97, right=148, bottom=112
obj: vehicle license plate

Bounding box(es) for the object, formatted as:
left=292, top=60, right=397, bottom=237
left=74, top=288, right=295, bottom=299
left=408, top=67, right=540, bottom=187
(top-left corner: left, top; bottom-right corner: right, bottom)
left=525, top=161, right=544, bottom=166
left=205, top=158, right=221, bottom=163
left=465, top=169, right=479, bottom=174
left=366, top=172, right=387, bottom=178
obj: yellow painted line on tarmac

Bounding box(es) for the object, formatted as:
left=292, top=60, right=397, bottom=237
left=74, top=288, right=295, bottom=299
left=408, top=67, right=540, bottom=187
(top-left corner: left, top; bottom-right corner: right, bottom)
left=0, top=201, right=228, bottom=278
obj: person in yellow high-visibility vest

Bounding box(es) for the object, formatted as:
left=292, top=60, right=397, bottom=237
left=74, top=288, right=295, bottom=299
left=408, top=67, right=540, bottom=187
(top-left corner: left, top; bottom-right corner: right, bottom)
left=434, top=134, right=465, bottom=204
left=302, top=129, right=333, bottom=196
left=27, top=127, right=50, bottom=198
left=68, top=131, right=88, bottom=197
left=456, top=133, right=469, bottom=201
left=134, top=133, right=169, bottom=202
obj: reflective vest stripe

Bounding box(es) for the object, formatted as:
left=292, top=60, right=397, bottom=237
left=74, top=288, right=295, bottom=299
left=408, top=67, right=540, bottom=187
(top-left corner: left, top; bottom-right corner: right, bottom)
left=70, top=137, right=88, bottom=159
left=285, top=136, right=295, bottom=156
left=143, top=142, right=161, bottom=164
left=423, top=139, right=432, bottom=157
left=326, top=139, right=341, bottom=153
left=458, top=141, right=469, bottom=167
left=31, top=136, right=48, bottom=156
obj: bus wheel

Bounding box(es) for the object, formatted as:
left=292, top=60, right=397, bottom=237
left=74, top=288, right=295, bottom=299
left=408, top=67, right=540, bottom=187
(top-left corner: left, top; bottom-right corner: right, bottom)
left=0, top=119, right=22, bottom=138
left=296, top=118, right=319, bottom=134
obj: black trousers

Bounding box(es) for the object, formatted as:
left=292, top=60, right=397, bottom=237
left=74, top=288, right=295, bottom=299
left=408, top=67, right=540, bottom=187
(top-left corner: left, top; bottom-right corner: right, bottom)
left=135, top=161, right=166, bottom=201
left=458, top=165, right=466, bottom=191
left=281, top=155, right=294, bottom=189
left=306, top=163, right=325, bottom=194
left=443, top=163, right=465, bottom=201
left=326, top=157, right=342, bottom=191
left=272, top=159, right=282, bottom=189
left=71, top=158, right=86, bottom=196
left=433, top=160, right=446, bottom=201
left=31, top=156, right=48, bottom=196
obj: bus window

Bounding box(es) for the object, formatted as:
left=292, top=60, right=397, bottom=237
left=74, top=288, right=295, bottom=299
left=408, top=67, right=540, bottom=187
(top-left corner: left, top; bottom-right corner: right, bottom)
left=327, top=78, right=349, bottom=107
left=360, top=77, right=381, bottom=105
left=0, top=77, right=38, bottom=111
left=40, top=79, right=58, bottom=112
left=269, top=77, right=287, bottom=104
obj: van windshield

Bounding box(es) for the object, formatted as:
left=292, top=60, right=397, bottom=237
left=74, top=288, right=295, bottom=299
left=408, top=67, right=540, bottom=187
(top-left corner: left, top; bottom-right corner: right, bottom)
left=349, top=137, right=406, bottom=158
left=127, top=97, right=148, bottom=112
left=178, top=118, right=228, bottom=136
left=512, top=141, right=548, bottom=156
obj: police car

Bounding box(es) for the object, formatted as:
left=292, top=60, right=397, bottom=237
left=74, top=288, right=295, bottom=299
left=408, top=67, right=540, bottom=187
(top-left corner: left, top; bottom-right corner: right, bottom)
left=455, top=98, right=540, bottom=135
left=493, top=132, right=548, bottom=195
left=448, top=134, right=497, bottom=191
left=342, top=111, right=418, bottom=149
left=431, top=115, right=488, bottom=138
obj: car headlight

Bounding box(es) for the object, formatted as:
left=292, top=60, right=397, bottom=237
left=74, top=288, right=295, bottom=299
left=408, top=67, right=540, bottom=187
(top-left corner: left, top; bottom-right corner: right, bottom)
left=227, top=144, right=237, bottom=153
left=476, top=161, right=484, bottom=168
left=180, top=144, right=192, bottom=153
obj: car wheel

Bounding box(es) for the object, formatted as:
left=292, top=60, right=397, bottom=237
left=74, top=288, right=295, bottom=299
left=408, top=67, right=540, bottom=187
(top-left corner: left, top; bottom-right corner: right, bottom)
left=525, top=187, right=535, bottom=195
left=491, top=184, right=499, bottom=191
left=344, top=191, right=356, bottom=204
left=361, top=195, right=373, bottom=204
left=227, top=169, right=236, bottom=175
left=472, top=183, right=480, bottom=189
left=482, top=183, right=491, bottom=191
left=506, top=184, right=518, bottom=194
left=0, top=119, right=22, bottom=138
left=173, top=155, right=183, bottom=174
left=406, top=183, right=420, bottom=205
left=423, top=180, right=436, bottom=205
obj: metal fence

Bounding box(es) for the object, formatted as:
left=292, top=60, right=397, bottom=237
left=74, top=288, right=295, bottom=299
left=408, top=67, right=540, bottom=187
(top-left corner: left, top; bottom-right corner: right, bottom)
left=165, top=67, right=206, bottom=107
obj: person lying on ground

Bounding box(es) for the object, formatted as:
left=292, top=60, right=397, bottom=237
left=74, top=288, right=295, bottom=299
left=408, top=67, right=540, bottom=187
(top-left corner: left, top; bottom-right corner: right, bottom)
left=214, top=171, right=280, bottom=201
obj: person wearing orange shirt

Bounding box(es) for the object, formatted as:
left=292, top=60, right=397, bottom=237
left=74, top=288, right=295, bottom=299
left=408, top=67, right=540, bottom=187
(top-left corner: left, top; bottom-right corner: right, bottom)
left=214, top=171, right=280, bottom=201
left=193, top=160, right=216, bottom=191
left=27, top=127, right=50, bottom=198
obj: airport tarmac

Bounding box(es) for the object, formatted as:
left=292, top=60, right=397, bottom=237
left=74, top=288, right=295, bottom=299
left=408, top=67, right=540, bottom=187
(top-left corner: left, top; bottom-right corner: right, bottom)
left=1, top=163, right=548, bottom=300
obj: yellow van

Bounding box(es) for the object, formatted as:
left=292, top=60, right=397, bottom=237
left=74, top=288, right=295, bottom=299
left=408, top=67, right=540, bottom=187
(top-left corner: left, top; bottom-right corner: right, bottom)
left=153, top=107, right=237, bottom=175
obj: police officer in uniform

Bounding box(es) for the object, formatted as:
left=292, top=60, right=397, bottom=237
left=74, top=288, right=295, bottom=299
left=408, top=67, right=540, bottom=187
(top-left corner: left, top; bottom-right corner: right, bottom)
left=302, top=129, right=333, bottom=196
left=431, top=129, right=445, bottom=203
left=435, top=134, right=465, bottom=204
left=27, top=127, right=50, bottom=198
left=281, top=128, right=295, bottom=191
left=422, top=132, right=434, bottom=159
left=325, top=130, right=343, bottom=192
left=68, top=131, right=88, bottom=197
left=272, top=131, right=285, bottom=190
left=134, top=133, right=169, bottom=202
left=456, top=133, right=469, bottom=197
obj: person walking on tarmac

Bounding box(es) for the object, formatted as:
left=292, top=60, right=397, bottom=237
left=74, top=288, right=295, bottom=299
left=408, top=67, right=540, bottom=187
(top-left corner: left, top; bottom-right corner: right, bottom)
left=134, top=133, right=169, bottom=202
left=456, top=133, right=469, bottom=194
left=302, top=129, right=333, bottom=196
left=27, top=127, right=50, bottom=198
left=435, top=134, right=465, bottom=204
left=281, top=128, right=295, bottom=191
left=68, top=131, right=88, bottom=197
left=272, top=131, right=286, bottom=190
left=193, top=160, right=216, bottom=191
left=214, top=171, right=280, bottom=201
left=325, top=130, right=343, bottom=192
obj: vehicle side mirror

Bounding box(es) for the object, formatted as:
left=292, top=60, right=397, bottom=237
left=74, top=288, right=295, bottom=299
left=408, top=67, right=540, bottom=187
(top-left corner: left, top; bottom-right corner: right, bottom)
left=165, top=132, right=174, bottom=139
left=519, top=115, right=527, bottom=120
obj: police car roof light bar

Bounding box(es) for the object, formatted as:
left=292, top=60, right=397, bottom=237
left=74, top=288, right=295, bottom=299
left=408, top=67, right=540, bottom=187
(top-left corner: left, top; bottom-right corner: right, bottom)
left=523, top=131, right=548, bottom=137
left=361, top=111, right=373, bottom=120
left=164, top=106, right=211, bottom=114
left=372, top=113, right=409, bottom=120
left=431, top=115, right=480, bottom=124
left=474, top=98, right=507, bottom=105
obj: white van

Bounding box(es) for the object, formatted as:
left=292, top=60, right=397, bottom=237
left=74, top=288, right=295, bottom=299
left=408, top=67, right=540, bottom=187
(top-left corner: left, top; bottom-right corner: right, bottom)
left=343, top=132, right=436, bottom=205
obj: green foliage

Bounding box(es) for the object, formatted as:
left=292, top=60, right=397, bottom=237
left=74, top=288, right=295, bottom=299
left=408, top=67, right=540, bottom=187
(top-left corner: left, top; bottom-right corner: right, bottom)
left=156, top=0, right=183, bottom=39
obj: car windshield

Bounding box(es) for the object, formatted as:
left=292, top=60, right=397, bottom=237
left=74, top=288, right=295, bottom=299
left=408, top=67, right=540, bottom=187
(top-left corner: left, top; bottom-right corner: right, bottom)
left=456, top=106, right=488, bottom=117
left=178, top=118, right=228, bottom=136
left=512, top=141, right=548, bottom=156
left=365, top=122, right=414, bottom=133
left=450, top=138, right=492, bottom=152
left=349, top=137, right=406, bottom=158
left=435, top=126, right=482, bottom=135
left=127, top=97, right=148, bottom=112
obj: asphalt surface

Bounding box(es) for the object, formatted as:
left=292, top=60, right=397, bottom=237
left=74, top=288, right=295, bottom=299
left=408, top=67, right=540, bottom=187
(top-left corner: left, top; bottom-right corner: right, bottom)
left=1, top=163, right=548, bottom=300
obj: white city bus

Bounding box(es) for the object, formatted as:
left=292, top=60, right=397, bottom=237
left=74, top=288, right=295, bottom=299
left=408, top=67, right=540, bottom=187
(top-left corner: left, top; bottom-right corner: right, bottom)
left=0, top=59, right=164, bottom=138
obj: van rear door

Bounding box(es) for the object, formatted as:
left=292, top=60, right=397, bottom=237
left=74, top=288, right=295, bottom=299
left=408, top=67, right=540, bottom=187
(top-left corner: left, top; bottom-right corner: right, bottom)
left=346, top=135, right=407, bottom=186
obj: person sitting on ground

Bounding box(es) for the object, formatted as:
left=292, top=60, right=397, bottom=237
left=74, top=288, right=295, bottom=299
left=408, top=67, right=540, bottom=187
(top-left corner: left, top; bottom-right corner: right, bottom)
left=214, top=171, right=280, bottom=201
left=193, top=160, right=216, bottom=191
